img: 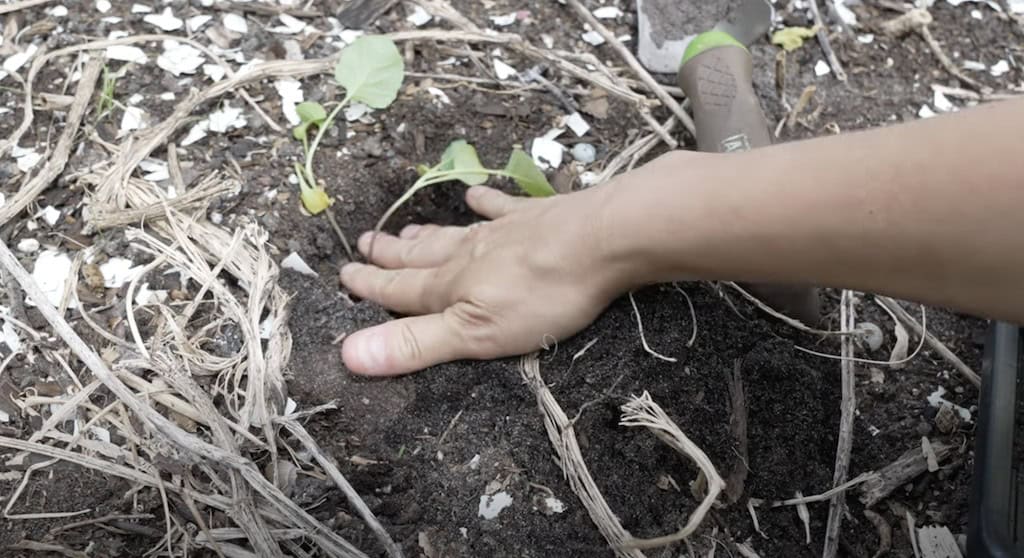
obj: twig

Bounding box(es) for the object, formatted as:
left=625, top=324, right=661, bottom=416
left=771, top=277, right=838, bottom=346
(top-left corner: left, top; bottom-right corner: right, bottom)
left=0, top=0, right=53, bottom=15
left=618, top=392, right=724, bottom=549
left=770, top=472, right=877, bottom=507
left=808, top=0, right=848, bottom=81
left=863, top=509, right=893, bottom=558
left=672, top=283, right=698, bottom=347
left=594, top=116, right=678, bottom=185
left=628, top=291, right=677, bottom=363
left=859, top=442, right=953, bottom=507
left=278, top=419, right=404, bottom=558
left=325, top=209, right=355, bottom=262
left=919, top=26, right=988, bottom=93
left=823, top=290, right=857, bottom=558
left=723, top=360, right=749, bottom=504
left=0, top=239, right=367, bottom=558
left=560, top=0, right=696, bottom=139
left=519, top=354, right=646, bottom=558
left=0, top=57, right=101, bottom=226
left=725, top=282, right=848, bottom=336
left=875, top=296, right=980, bottom=387
left=210, top=1, right=321, bottom=18
left=8, top=540, right=87, bottom=558
left=436, top=408, right=464, bottom=447
left=786, top=85, right=817, bottom=130
left=50, top=513, right=155, bottom=534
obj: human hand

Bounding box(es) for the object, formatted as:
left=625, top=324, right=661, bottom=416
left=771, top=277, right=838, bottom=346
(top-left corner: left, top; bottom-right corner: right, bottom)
left=339, top=183, right=628, bottom=376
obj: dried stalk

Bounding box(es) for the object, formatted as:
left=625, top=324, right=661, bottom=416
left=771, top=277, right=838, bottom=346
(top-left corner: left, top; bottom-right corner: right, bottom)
left=0, top=58, right=101, bottom=226
left=809, top=0, right=848, bottom=81
left=875, top=296, right=981, bottom=387
left=561, top=0, right=694, bottom=139
left=520, top=353, right=647, bottom=558
left=823, top=290, right=857, bottom=558
left=0, top=0, right=53, bottom=15
left=619, top=392, right=725, bottom=549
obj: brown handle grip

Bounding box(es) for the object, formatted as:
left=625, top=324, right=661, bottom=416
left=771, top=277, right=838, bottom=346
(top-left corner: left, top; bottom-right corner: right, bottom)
left=679, top=45, right=822, bottom=325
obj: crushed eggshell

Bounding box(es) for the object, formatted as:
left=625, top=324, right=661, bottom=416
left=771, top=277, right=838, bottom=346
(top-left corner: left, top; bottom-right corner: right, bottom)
left=274, top=79, right=304, bottom=126
left=259, top=316, right=274, bottom=339
left=35, top=206, right=61, bottom=227
left=11, top=146, right=42, bottom=173
left=814, top=59, right=831, bottom=76
left=581, top=30, right=605, bottom=46
left=478, top=491, right=513, bottom=519
left=933, top=90, right=954, bottom=112
left=30, top=250, right=76, bottom=308
left=131, top=3, right=153, bottom=13
left=144, top=7, right=184, bottom=32
left=16, top=239, right=40, bottom=253
left=270, top=14, right=307, bottom=34
left=99, top=257, right=145, bottom=288
left=564, top=112, right=590, bottom=137
left=918, top=104, right=937, bottom=118
left=493, top=58, right=518, bottom=80
left=119, top=106, right=147, bottom=137
left=48, top=5, right=69, bottom=17
left=158, top=41, right=205, bottom=76
left=139, top=159, right=169, bottom=182
left=927, top=386, right=973, bottom=422
left=593, top=6, right=623, bottom=18
left=3, top=44, right=39, bottom=77
left=489, top=13, right=517, bottom=27
left=281, top=252, right=318, bottom=277
left=106, top=45, right=149, bottom=64
left=187, top=14, right=213, bottom=32
left=209, top=104, right=246, bottom=133
left=96, top=0, right=111, bottom=13
left=407, top=5, right=432, bottom=26
left=134, top=283, right=168, bottom=306
left=990, top=59, right=1010, bottom=76
left=344, top=102, right=371, bottom=121
left=202, top=63, right=226, bottom=81
left=222, top=13, right=249, bottom=34
left=962, top=60, right=987, bottom=72
left=427, top=87, right=451, bottom=104
left=531, top=129, right=565, bottom=170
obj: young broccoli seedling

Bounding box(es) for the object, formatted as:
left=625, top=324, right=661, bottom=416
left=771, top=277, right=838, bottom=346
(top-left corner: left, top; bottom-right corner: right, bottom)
left=370, top=139, right=557, bottom=256
left=291, top=35, right=404, bottom=255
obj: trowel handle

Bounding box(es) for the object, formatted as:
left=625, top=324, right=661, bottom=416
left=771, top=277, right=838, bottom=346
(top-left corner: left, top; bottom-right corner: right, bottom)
left=677, top=33, right=822, bottom=325
left=677, top=34, right=772, bottom=153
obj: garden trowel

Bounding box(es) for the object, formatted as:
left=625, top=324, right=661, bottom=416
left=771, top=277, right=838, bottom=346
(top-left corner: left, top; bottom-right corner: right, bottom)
left=638, top=0, right=822, bottom=324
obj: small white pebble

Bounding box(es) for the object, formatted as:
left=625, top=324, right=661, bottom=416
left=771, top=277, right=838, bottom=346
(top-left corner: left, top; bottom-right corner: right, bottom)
left=16, top=239, right=40, bottom=253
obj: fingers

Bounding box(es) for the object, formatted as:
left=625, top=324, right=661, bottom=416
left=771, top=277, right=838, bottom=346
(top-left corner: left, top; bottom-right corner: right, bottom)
left=358, top=226, right=465, bottom=269
left=340, top=263, right=446, bottom=314
left=466, top=186, right=530, bottom=220
left=342, top=313, right=470, bottom=376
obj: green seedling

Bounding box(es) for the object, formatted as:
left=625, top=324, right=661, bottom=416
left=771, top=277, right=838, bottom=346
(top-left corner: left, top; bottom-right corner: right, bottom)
left=370, top=139, right=556, bottom=255
left=292, top=35, right=405, bottom=216
left=97, top=65, right=118, bottom=119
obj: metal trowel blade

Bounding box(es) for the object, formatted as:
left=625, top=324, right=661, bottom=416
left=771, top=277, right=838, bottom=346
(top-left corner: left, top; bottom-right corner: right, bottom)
left=636, top=0, right=774, bottom=74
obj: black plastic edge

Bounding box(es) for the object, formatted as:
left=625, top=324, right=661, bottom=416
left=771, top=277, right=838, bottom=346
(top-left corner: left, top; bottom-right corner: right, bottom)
left=968, top=321, right=1021, bottom=557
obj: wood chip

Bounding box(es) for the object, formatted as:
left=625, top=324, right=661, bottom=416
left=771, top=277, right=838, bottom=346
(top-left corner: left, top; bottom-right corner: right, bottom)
left=918, top=525, right=962, bottom=558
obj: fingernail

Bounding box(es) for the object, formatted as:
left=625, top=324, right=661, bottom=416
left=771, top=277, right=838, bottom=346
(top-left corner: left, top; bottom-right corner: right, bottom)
left=343, top=329, right=389, bottom=374
left=400, top=224, right=421, bottom=238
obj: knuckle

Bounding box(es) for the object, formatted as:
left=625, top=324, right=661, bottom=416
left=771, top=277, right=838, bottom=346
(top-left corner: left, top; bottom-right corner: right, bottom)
left=447, top=300, right=501, bottom=355
left=396, top=321, right=425, bottom=364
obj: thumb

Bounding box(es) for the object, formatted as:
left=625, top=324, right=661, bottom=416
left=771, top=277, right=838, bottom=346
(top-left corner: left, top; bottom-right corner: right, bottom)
left=466, top=186, right=530, bottom=220
left=342, top=313, right=465, bottom=376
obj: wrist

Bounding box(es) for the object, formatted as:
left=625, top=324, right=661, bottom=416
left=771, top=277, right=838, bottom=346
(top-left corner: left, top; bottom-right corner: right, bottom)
left=594, top=150, right=730, bottom=289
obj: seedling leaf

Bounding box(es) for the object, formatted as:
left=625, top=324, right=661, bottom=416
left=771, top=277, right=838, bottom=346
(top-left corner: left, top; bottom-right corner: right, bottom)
left=505, top=148, right=556, bottom=197
left=441, top=140, right=488, bottom=185
left=334, top=36, right=404, bottom=109
left=296, top=101, right=327, bottom=124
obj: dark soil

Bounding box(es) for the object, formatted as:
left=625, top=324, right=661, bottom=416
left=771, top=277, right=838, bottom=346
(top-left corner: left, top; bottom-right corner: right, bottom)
left=0, top=0, right=1014, bottom=555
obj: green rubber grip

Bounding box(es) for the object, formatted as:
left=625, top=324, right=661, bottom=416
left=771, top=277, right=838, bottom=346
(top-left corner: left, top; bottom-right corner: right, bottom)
left=678, top=33, right=822, bottom=325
